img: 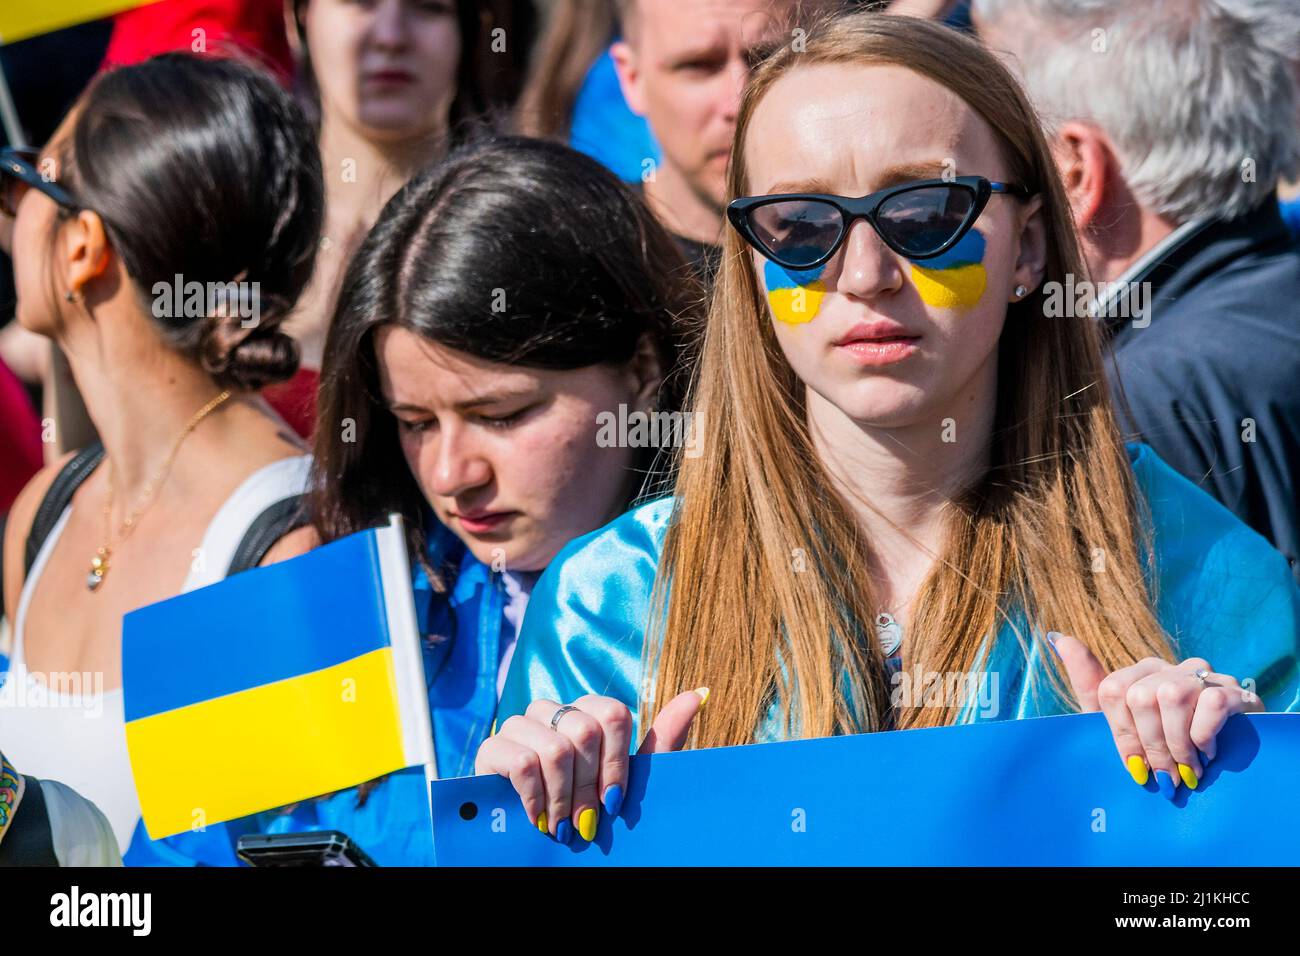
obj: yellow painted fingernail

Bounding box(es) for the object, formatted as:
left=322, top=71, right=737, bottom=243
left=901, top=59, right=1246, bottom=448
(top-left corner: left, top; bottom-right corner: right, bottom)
left=695, top=686, right=711, bottom=707
left=577, top=807, right=598, bottom=841
left=537, top=811, right=547, bottom=834
left=1126, top=755, right=1149, bottom=786
left=1177, top=763, right=1199, bottom=790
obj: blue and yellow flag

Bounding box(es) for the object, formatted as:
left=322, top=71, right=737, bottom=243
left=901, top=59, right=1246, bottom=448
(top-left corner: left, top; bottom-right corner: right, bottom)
left=0, top=1, right=161, bottom=45
left=123, top=517, right=435, bottom=840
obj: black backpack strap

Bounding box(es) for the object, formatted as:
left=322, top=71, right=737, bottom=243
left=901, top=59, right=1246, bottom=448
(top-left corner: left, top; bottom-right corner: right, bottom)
left=226, top=494, right=310, bottom=577
left=23, top=441, right=105, bottom=578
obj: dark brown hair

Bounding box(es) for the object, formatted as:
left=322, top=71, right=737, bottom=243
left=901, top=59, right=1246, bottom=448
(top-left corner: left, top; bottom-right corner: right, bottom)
left=54, top=52, right=323, bottom=390
left=514, top=0, right=615, bottom=138
left=310, top=134, right=703, bottom=569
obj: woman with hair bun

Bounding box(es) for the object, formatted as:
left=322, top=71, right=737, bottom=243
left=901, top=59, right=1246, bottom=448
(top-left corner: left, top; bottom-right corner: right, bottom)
left=0, top=51, right=325, bottom=856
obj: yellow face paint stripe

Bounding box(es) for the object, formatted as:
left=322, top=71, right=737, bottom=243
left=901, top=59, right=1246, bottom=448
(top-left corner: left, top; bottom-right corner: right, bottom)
left=765, top=254, right=829, bottom=325
left=768, top=281, right=828, bottom=325
left=126, top=647, right=406, bottom=839
left=911, top=261, right=987, bottom=310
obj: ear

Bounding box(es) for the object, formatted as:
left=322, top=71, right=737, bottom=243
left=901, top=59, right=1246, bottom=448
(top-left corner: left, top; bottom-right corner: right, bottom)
left=283, top=0, right=305, bottom=60
left=628, top=332, right=665, bottom=412
left=1010, top=192, right=1048, bottom=301
left=1052, top=120, right=1113, bottom=232
left=61, top=209, right=112, bottom=299
left=610, top=39, right=647, bottom=118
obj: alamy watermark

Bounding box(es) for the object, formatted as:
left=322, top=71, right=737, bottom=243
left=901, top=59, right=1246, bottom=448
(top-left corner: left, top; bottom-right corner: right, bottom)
left=1042, top=276, right=1152, bottom=328
left=891, top=666, right=1000, bottom=719
left=152, top=273, right=261, bottom=328
left=0, top=670, right=106, bottom=719
left=595, top=404, right=705, bottom=459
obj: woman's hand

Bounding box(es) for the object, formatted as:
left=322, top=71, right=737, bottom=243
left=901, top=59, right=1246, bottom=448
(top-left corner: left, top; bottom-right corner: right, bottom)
left=1051, top=633, right=1264, bottom=798
left=474, top=688, right=708, bottom=843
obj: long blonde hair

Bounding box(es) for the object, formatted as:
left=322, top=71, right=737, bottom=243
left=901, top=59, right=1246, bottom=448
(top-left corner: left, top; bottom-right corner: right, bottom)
left=642, top=11, right=1173, bottom=746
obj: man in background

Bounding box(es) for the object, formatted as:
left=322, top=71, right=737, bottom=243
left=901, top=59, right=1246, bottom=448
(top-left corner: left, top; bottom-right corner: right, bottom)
left=975, top=0, right=1300, bottom=582
left=611, top=0, right=832, bottom=279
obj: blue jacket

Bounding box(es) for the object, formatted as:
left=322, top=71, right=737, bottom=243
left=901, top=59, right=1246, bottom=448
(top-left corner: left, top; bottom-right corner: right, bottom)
left=1106, top=199, right=1300, bottom=583
left=125, top=519, right=513, bottom=866
left=499, top=444, right=1300, bottom=739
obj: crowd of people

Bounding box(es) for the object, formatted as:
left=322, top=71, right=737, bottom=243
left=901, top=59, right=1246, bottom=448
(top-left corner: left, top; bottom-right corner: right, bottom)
left=0, top=0, right=1298, bottom=866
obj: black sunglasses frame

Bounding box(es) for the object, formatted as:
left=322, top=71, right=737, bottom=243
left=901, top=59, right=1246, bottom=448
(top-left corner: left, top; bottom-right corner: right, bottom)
left=0, top=146, right=78, bottom=218
left=727, top=175, right=1033, bottom=271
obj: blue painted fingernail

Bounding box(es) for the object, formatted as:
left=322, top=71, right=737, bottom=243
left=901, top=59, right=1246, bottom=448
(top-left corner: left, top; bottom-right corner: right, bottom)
left=1155, top=769, right=1177, bottom=800
left=555, top=818, right=573, bottom=845
left=603, top=784, right=625, bottom=817
left=1199, top=749, right=1212, bottom=767
left=1045, top=631, right=1064, bottom=662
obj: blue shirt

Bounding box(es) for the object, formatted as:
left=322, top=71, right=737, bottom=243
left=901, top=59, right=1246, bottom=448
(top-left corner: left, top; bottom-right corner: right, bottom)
left=499, top=443, right=1300, bottom=740
left=569, top=46, right=660, bottom=183
left=125, top=519, right=515, bottom=866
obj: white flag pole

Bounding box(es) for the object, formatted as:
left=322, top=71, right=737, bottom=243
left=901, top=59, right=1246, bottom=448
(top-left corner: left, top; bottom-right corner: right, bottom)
left=376, top=513, right=438, bottom=785
left=0, top=57, right=24, bottom=147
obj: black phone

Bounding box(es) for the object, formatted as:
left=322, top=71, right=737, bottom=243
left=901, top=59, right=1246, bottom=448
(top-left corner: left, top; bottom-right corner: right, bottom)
left=235, top=830, right=377, bottom=867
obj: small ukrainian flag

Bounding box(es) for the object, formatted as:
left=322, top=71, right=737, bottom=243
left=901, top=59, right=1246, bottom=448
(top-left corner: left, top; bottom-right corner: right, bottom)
left=123, top=516, right=435, bottom=840
left=0, top=1, right=163, bottom=44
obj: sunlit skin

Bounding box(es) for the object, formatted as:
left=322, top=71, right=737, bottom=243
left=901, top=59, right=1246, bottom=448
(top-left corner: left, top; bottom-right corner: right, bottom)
left=376, top=326, right=661, bottom=573
left=302, top=0, right=459, bottom=141
left=612, top=0, right=797, bottom=244
left=745, top=62, right=1043, bottom=434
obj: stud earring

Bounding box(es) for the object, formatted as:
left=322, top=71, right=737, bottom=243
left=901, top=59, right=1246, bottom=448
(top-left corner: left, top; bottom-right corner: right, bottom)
left=64, top=289, right=80, bottom=303
left=1013, top=284, right=1028, bottom=299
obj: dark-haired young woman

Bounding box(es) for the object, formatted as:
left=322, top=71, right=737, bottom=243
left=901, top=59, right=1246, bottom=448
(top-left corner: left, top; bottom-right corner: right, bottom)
left=0, top=52, right=324, bottom=856
left=130, top=135, right=701, bottom=865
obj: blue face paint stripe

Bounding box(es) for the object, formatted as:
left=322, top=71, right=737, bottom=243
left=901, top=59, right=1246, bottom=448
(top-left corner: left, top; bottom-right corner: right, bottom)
left=911, top=228, right=985, bottom=270
left=764, top=258, right=827, bottom=291
left=762, top=244, right=829, bottom=290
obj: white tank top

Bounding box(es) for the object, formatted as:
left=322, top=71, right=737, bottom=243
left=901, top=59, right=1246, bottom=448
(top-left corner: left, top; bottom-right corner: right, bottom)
left=0, top=455, right=312, bottom=854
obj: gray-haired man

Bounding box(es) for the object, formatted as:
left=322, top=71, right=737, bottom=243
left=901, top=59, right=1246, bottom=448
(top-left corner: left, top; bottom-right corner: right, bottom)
left=974, top=0, right=1300, bottom=582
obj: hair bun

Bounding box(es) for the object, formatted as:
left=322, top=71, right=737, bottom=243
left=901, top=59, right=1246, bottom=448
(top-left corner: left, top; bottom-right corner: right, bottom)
left=199, top=313, right=300, bottom=391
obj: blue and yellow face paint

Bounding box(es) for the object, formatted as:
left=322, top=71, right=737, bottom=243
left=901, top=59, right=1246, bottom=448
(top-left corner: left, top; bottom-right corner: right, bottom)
left=909, top=229, right=987, bottom=310
left=764, top=250, right=828, bottom=325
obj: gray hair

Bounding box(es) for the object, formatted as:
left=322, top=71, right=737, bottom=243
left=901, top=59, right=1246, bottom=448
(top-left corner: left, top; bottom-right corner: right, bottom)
left=971, top=0, right=1300, bottom=223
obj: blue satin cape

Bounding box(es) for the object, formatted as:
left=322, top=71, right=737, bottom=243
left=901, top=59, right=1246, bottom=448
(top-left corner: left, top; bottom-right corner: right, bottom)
left=499, top=443, right=1300, bottom=740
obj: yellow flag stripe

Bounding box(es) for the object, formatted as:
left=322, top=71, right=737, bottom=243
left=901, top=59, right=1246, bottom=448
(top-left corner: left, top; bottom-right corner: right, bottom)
left=0, top=0, right=162, bottom=45
left=126, top=647, right=407, bottom=839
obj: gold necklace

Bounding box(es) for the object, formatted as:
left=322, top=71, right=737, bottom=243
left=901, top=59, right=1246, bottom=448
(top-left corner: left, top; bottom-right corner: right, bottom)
left=87, top=390, right=233, bottom=592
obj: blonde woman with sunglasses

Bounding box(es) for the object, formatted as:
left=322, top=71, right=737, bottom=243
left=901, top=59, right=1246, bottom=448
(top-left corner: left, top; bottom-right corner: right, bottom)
left=474, top=12, right=1300, bottom=847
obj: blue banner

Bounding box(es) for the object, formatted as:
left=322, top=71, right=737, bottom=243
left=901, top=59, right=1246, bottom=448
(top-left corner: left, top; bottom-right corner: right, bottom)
left=430, top=712, right=1300, bottom=865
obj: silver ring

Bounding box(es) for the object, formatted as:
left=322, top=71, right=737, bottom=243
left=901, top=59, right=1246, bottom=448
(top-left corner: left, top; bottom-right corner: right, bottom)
left=1193, top=667, right=1210, bottom=687
left=550, top=705, right=581, bottom=732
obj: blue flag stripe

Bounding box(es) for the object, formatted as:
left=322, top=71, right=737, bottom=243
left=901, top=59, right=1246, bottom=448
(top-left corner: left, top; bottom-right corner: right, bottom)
left=122, top=529, right=394, bottom=722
